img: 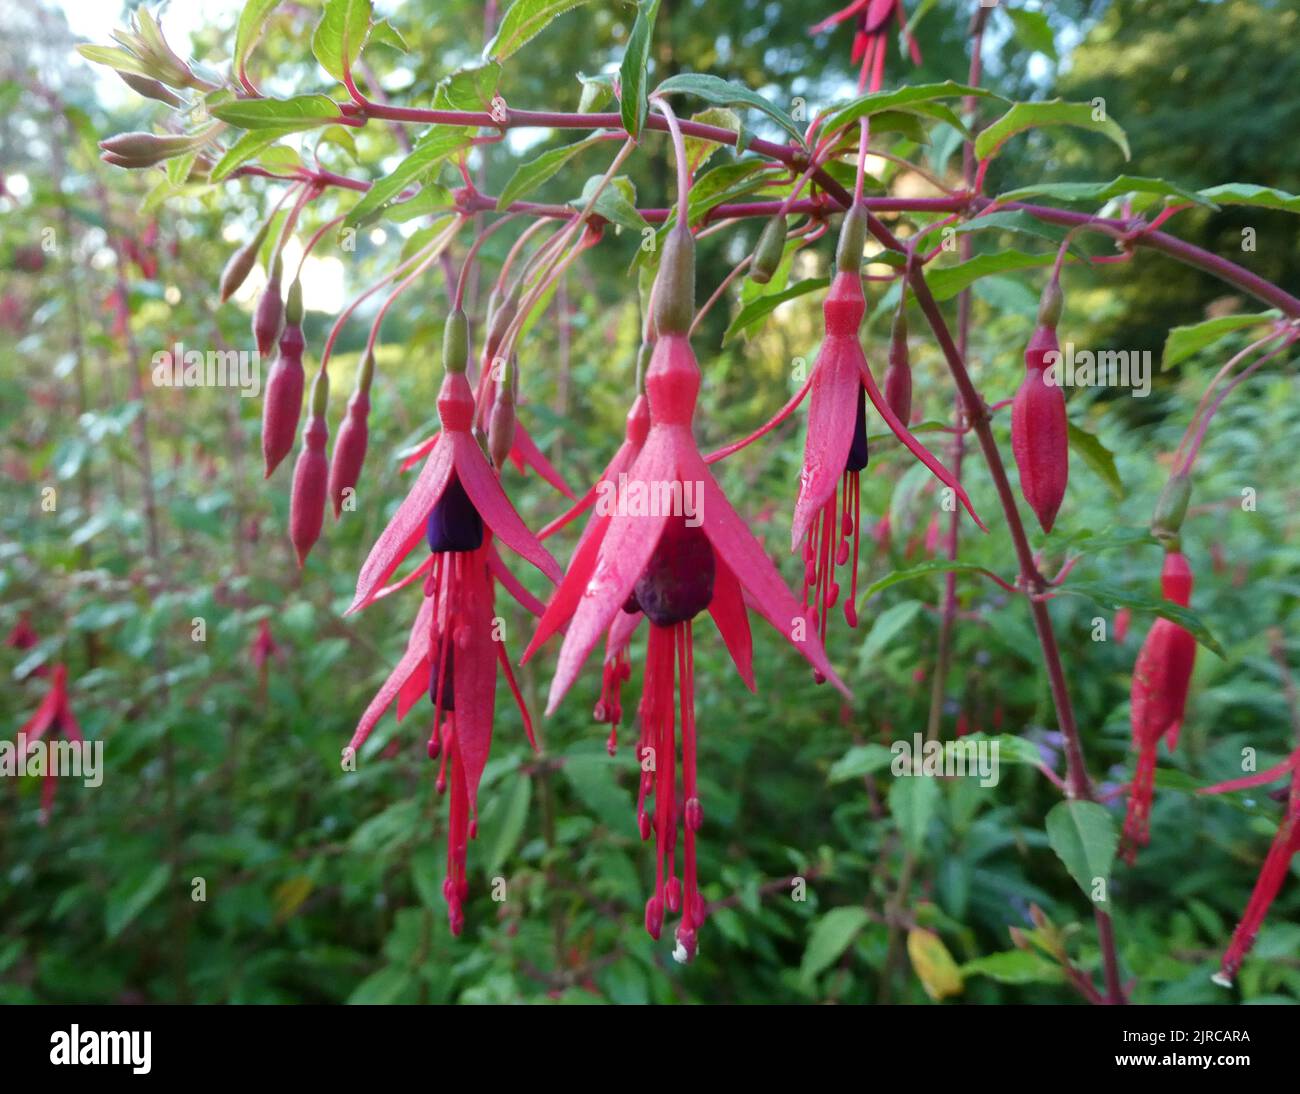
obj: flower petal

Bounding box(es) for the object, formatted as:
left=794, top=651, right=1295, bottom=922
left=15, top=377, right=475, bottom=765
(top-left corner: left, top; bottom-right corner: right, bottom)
left=349, top=435, right=454, bottom=614
left=522, top=511, right=610, bottom=663
left=709, top=551, right=755, bottom=691
left=510, top=422, right=576, bottom=499
left=683, top=448, right=850, bottom=698
left=791, top=338, right=858, bottom=548
left=399, top=431, right=439, bottom=473
left=454, top=433, right=562, bottom=583
left=346, top=598, right=433, bottom=753
left=488, top=542, right=547, bottom=618
left=544, top=438, right=678, bottom=713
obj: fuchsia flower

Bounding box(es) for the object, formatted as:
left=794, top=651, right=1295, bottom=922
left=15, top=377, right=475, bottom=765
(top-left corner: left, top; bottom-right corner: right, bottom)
left=1121, top=550, right=1197, bottom=862
left=811, top=0, right=921, bottom=92
left=345, top=321, right=560, bottom=934
left=5, top=612, right=47, bottom=678
left=523, top=228, right=849, bottom=959
left=16, top=663, right=83, bottom=825
left=1199, top=749, right=1300, bottom=986
left=714, top=208, right=983, bottom=659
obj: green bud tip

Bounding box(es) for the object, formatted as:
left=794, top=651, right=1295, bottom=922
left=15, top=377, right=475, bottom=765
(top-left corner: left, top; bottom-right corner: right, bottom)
left=835, top=205, right=869, bottom=275
left=653, top=227, right=696, bottom=337
left=443, top=309, right=470, bottom=374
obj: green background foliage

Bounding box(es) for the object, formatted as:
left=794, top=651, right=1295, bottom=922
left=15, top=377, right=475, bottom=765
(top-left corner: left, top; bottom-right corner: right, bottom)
left=1, top=0, right=1298, bottom=1004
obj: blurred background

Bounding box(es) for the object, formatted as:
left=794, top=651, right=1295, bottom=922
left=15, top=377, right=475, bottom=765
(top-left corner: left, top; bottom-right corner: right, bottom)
left=1, top=0, right=1298, bottom=1004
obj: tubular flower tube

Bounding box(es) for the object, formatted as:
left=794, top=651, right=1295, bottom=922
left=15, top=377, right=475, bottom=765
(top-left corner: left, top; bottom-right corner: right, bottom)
left=261, top=287, right=306, bottom=478
left=289, top=369, right=329, bottom=566
left=884, top=309, right=912, bottom=424
left=1121, top=550, right=1197, bottom=863
left=522, top=230, right=849, bottom=958
left=345, top=321, right=560, bottom=932
left=15, top=664, right=84, bottom=825
left=328, top=351, right=373, bottom=517
left=1198, top=750, right=1300, bottom=986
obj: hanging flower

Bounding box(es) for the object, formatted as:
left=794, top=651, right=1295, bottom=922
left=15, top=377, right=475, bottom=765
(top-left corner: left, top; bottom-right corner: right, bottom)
left=345, top=312, right=560, bottom=933
left=523, top=227, right=848, bottom=960
left=15, top=663, right=84, bottom=825
left=1121, top=549, right=1197, bottom=862
left=810, top=0, right=922, bottom=92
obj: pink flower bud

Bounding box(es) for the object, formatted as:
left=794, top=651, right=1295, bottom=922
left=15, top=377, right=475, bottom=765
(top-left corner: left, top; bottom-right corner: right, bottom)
left=328, top=389, right=370, bottom=517
left=261, top=324, right=305, bottom=477
left=1011, top=327, right=1069, bottom=533
left=252, top=263, right=284, bottom=358
left=290, top=414, right=328, bottom=567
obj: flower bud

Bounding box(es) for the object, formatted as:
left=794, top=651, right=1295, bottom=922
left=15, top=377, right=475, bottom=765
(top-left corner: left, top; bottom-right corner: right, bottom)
left=653, top=227, right=695, bottom=337
left=117, top=71, right=183, bottom=107
left=1011, top=356, right=1069, bottom=533
left=219, top=219, right=271, bottom=303
left=443, top=308, right=469, bottom=374
left=835, top=204, right=869, bottom=275
left=749, top=216, right=787, bottom=284
left=98, top=131, right=194, bottom=168
left=329, top=352, right=373, bottom=518
left=290, top=371, right=329, bottom=567
left=484, top=289, right=518, bottom=363
left=253, top=258, right=284, bottom=358
left=488, top=354, right=518, bottom=470
left=261, top=321, right=305, bottom=478
left=884, top=309, right=912, bottom=423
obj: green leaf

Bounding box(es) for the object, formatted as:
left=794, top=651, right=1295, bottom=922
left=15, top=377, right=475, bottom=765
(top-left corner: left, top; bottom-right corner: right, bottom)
left=957, top=733, right=1048, bottom=767
left=312, top=0, right=372, bottom=85
left=619, top=0, right=660, bottom=138
left=347, top=965, right=414, bottom=1005
left=858, top=559, right=1010, bottom=603
left=484, top=776, right=531, bottom=874
left=233, top=0, right=282, bottom=83
left=723, top=277, right=828, bottom=343
left=497, top=135, right=601, bottom=210
left=432, top=63, right=501, bottom=113
left=975, top=99, right=1130, bottom=162
left=684, top=108, right=740, bottom=174
left=368, top=19, right=408, bottom=54
left=823, top=81, right=1000, bottom=138
left=1162, top=312, right=1281, bottom=370
left=1067, top=421, right=1123, bottom=499
left=1197, top=183, right=1300, bottom=215
left=486, top=0, right=597, bottom=62
left=1045, top=800, right=1117, bottom=902
left=344, top=126, right=470, bottom=228
left=890, top=776, right=940, bottom=855
left=210, top=128, right=299, bottom=182
left=859, top=599, right=923, bottom=662
left=105, top=864, right=171, bottom=940
left=211, top=94, right=341, bottom=131
left=571, top=174, right=645, bottom=232
left=961, top=949, right=1066, bottom=985
left=828, top=743, right=895, bottom=784
left=800, top=907, right=870, bottom=983
left=924, top=249, right=1061, bottom=301
left=1054, top=580, right=1224, bottom=657
left=1005, top=8, right=1058, bottom=60
left=655, top=73, right=805, bottom=147
left=998, top=175, right=1213, bottom=209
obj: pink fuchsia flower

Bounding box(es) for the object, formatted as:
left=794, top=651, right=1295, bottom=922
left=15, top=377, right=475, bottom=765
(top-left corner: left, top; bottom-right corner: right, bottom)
left=16, top=663, right=84, bottom=825
left=1121, top=550, right=1197, bottom=862
left=345, top=315, right=560, bottom=933
left=5, top=612, right=48, bottom=678
left=1198, top=749, right=1300, bottom=986
left=522, top=228, right=847, bottom=959
left=712, top=208, right=983, bottom=658
left=811, top=0, right=922, bottom=92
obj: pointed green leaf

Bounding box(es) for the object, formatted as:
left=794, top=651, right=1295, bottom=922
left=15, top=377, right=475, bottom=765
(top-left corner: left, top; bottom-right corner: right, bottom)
left=234, top=0, right=282, bottom=83
left=486, top=0, right=598, bottom=62
left=1162, top=311, right=1281, bottom=370
left=975, top=99, right=1130, bottom=162
left=312, top=0, right=373, bottom=85
left=723, top=277, right=828, bottom=343
left=344, top=126, right=471, bottom=228
left=1067, top=421, right=1123, bottom=499
left=800, top=907, right=871, bottom=983
left=1054, top=580, right=1224, bottom=657
left=998, top=175, right=1213, bottom=209
left=498, top=135, right=601, bottom=210
left=1045, top=800, right=1117, bottom=902
left=1197, top=183, right=1300, bottom=215
left=655, top=73, right=805, bottom=147
left=619, top=0, right=660, bottom=138
left=211, top=94, right=341, bottom=131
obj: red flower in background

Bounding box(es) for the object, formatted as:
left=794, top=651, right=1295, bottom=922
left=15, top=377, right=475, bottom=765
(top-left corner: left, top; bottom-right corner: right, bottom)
left=811, top=0, right=922, bottom=92
left=16, top=664, right=84, bottom=825
left=6, top=612, right=48, bottom=678
left=1122, top=550, right=1197, bottom=862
